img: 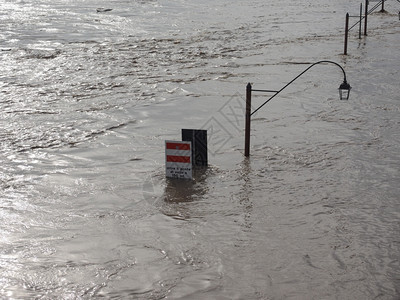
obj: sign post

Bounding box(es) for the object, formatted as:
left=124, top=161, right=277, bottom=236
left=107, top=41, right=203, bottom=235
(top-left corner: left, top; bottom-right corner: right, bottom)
left=165, top=141, right=192, bottom=180
left=182, top=129, right=208, bottom=167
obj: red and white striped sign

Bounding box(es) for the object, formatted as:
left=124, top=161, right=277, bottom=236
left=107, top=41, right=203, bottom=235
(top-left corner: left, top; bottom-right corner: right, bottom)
left=165, top=140, right=192, bottom=179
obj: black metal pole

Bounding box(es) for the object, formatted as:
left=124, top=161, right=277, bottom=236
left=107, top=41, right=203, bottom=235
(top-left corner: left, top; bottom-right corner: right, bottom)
left=381, top=0, right=385, bottom=12
left=359, top=3, right=363, bottom=39
left=244, top=83, right=252, bottom=157
left=364, top=0, right=368, bottom=36
left=344, top=13, right=349, bottom=55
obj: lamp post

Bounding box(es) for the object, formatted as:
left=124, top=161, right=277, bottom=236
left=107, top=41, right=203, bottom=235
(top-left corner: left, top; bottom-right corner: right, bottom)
left=244, top=60, right=351, bottom=157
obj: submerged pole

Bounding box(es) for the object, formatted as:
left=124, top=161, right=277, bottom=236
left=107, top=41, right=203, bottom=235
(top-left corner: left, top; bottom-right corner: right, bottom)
left=359, top=3, right=363, bottom=39
left=344, top=13, right=349, bottom=55
left=364, top=0, right=368, bottom=36
left=244, top=83, right=252, bottom=157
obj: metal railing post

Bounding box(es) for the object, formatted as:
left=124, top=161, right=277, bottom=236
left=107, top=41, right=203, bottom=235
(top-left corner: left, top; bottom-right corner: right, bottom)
left=344, top=13, right=349, bottom=55
left=381, top=0, right=385, bottom=12
left=359, top=3, right=363, bottom=39
left=244, top=83, right=252, bottom=157
left=364, top=0, right=368, bottom=36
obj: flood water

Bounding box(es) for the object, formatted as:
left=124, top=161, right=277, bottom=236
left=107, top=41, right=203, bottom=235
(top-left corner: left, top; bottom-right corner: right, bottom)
left=1, top=0, right=399, bottom=298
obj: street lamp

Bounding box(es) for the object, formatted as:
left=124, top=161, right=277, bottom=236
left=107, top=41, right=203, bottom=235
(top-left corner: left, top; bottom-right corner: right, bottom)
left=244, top=60, right=351, bottom=157
left=339, top=80, right=351, bottom=100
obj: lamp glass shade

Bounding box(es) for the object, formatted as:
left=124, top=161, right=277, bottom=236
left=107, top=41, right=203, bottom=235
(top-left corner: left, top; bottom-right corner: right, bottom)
left=339, top=81, right=351, bottom=100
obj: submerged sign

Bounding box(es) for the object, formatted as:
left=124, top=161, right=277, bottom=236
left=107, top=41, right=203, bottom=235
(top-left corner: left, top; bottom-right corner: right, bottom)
left=182, top=129, right=208, bottom=167
left=165, top=140, right=192, bottom=179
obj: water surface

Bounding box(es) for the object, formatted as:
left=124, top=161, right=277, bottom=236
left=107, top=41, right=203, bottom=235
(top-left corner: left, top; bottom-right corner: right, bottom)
left=1, top=0, right=399, bottom=298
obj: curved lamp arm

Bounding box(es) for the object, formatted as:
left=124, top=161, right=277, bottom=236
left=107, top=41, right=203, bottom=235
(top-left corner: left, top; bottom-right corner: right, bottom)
left=250, top=60, right=350, bottom=116
left=244, top=60, right=351, bottom=157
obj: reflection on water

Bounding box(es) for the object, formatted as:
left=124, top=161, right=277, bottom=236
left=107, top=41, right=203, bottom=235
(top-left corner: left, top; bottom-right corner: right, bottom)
left=165, top=168, right=209, bottom=201
left=160, top=167, right=209, bottom=220
left=237, top=159, right=253, bottom=230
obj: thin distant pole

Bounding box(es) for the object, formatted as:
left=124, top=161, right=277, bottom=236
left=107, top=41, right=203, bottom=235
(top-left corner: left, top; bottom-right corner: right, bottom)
left=364, top=0, right=368, bottom=36
left=359, top=3, right=363, bottom=39
left=244, top=83, right=252, bottom=157
left=344, top=13, right=349, bottom=55
left=381, top=0, right=385, bottom=12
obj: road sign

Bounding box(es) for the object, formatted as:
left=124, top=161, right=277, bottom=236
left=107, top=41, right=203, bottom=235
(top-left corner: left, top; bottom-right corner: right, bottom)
left=182, top=129, right=208, bottom=167
left=165, top=140, right=192, bottom=179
